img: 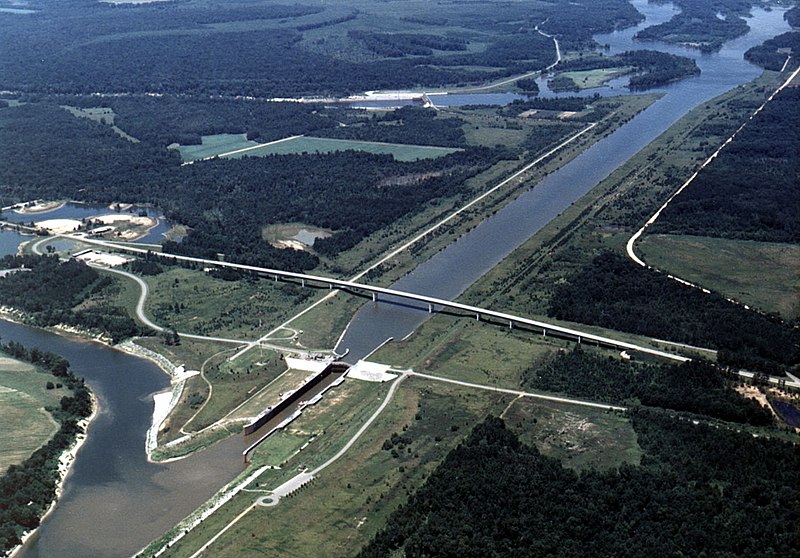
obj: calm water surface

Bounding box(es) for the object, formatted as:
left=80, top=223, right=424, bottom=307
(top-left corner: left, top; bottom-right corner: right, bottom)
left=337, top=2, right=790, bottom=360
left=4, top=2, right=792, bottom=555
left=0, top=320, right=245, bottom=558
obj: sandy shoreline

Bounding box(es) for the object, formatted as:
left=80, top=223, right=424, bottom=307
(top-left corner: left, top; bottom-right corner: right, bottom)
left=8, top=387, right=98, bottom=558
left=12, top=201, right=66, bottom=215
left=0, top=320, right=182, bottom=557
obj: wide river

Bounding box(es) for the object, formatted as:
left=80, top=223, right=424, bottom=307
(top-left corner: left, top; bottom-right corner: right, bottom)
left=2, top=1, right=791, bottom=556
left=336, top=1, right=791, bottom=359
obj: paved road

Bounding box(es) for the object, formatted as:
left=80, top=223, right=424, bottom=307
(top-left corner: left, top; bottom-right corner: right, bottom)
left=57, top=233, right=690, bottom=363
left=627, top=62, right=800, bottom=269
left=445, top=24, right=561, bottom=93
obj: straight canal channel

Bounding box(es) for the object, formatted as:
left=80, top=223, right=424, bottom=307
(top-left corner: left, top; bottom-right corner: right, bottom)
left=1, top=2, right=791, bottom=556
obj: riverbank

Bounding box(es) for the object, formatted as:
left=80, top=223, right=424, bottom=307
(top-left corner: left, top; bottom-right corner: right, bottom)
left=11, top=201, right=67, bottom=215
left=6, top=367, right=98, bottom=558
left=115, top=339, right=189, bottom=462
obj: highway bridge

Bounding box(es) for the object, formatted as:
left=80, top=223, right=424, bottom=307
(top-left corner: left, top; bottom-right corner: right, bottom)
left=54, top=234, right=689, bottom=362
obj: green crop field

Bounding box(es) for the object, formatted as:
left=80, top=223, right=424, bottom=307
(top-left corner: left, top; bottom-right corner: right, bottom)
left=639, top=234, right=800, bottom=319
left=225, top=136, right=460, bottom=162
left=175, top=133, right=258, bottom=162
left=0, top=355, right=64, bottom=472
left=175, top=134, right=458, bottom=163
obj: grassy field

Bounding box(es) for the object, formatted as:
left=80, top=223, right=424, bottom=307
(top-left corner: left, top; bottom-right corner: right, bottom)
left=557, top=67, right=633, bottom=90
left=452, top=71, right=787, bottom=323
left=153, top=369, right=638, bottom=558
left=62, top=105, right=139, bottom=143
left=142, top=265, right=319, bottom=341
left=140, top=89, right=682, bottom=557
left=639, top=234, right=800, bottom=319
left=226, top=136, right=461, bottom=162
left=0, top=355, right=63, bottom=472
left=174, top=133, right=256, bottom=162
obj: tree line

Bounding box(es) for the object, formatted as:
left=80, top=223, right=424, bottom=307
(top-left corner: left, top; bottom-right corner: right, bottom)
left=0, top=342, right=92, bottom=554
left=634, top=0, right=752, bottom=52
left=358, top=412, right=799, bottom=557
left=0, top=255, right=145, bottom=342
left=524, top=348, right=773, bottom=426
left=651, top=87, right=799, bottom=243
left=0, top=102, right=510, bottom=269
left=548, top=252, right=799, bottom=373
left=0, top=0, right=645, bottom=98
left=552, top=50, right=700, bottom=90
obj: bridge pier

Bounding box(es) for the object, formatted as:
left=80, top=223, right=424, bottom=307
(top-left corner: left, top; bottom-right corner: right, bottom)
left=542, top=328, right=546, bottom=337
left=301, top=279, right=305, bottom=287
left=509, top=320, right=513, bottom=329
left=428, top=303, right=433, bottom=313
left=372, top=293, right=377, bottom=302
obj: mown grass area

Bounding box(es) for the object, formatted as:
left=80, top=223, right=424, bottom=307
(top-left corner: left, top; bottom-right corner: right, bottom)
left=0, top=355, right=63, bottom=472
left=639, top=234, right=800, bottom=320
left=173, top=133, right=257, bottom=162
left=375, top=316, right=559, bottom=386
left=156, top=370, right=636, bottom=558
left=156, top=377, right=506, bottom=558
left=187, top=349, right=286, bottom=431
left=225, top=136, right=461, bottom=162
left=557, top=67, right=633, bottom=90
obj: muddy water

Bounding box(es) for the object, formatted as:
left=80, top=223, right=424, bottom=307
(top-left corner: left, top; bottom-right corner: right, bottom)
left=0, top=320, right=246, bottom=558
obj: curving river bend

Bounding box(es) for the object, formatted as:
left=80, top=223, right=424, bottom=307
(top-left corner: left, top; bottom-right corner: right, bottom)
left=1, top=2, right=791, bottom=556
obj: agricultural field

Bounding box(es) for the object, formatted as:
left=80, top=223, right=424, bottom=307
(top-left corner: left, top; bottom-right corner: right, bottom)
left=173, top=133, right=257, bottom=162
left=222, top=136, right=461, bottom=162
left=0, top=355, right=62, bottom=473
left=639, top=234, right=800, bottom=319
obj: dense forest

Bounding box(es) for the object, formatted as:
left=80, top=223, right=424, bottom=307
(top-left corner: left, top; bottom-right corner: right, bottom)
left=0, top=102, right=508, bottom=268
left=0, top=342, right=92, bottom=554
left=0, top=0, right=645, bottom=97
left=358, top=414, right=799, bottom=557
left=634, top=0, right=753, bottom=52
left=166, top=147, right=508, bottom=265
left=745, top=31, right=800, bottom=70
left=60, top=96, right=340, bottom=147
left=0, top=255, right=144, bottom=342
left=651, top=87, right=799, bottom=242
left=523, top=349, right=773, bottom=426
left=548, top=252, right=800, bottom=373
left=553, top=50, right=700, bottom=90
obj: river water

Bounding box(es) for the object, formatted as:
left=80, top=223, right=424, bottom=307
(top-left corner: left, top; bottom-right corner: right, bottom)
left=2, top=2, right=791, bottom=556
left=0, top=320, right=246, bottom=557
left=336, top=2, right=791, bottom=360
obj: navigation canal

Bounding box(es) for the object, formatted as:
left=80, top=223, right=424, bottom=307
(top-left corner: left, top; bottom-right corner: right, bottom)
left=2, top=1, right=791, bottom=556
left=336, top=1, right=791, bottom=359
